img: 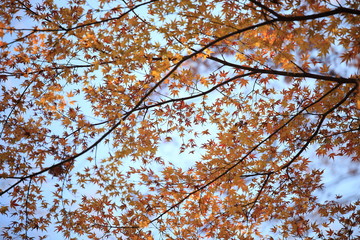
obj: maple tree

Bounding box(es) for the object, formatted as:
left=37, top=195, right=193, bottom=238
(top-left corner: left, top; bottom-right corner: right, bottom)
left=1, top=0, right=360, bottom=239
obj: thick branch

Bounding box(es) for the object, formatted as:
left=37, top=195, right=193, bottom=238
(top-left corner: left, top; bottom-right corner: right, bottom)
left=207, top=56, right=358, bottom=84
left=249, top=0, right=281, bottom=18
left=277, top=7, right=360, bottom=21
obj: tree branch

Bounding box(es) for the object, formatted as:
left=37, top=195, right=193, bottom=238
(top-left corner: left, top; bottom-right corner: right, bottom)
left=249, top=0, right=282, bottom=18
left=207, top=56, right=358, bottom=84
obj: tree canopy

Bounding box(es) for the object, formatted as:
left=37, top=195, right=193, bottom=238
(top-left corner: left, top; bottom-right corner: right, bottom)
left=0, top=0, right=359, bottom=239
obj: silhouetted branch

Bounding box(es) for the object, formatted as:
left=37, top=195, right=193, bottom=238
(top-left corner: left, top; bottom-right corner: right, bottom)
left=207, top=56, right=358, bottom=84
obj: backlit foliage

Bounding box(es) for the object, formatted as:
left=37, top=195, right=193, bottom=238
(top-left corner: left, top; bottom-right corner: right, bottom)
left=0, top=0, right=359, bottom=239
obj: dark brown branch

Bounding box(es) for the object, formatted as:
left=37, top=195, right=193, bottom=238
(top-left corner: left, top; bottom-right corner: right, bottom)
left=134, top=72, right=256, bottom=111
left=24, top=177, right=32, bottom=238
left=0, top=77, right=33, bottom=138
left=313, top=127, right=360, bottom=140
left=15, top=0, right=67, bottom=30
left=91, top=223, right=139, bottom=229
left=67, top=0, right=158, bottom=31
left=277, top=7, right=360, bottom=21
left=1, top=31, right=37, bottom=48
left=249, top=0, right=281, bottom=18
left=248, top=174, right=271, bottom=214
left=207, top=56, right=358, bottom=84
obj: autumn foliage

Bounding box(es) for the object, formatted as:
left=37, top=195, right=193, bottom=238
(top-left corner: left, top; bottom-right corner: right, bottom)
left=1, top=0, right=360, bottom=239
